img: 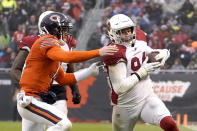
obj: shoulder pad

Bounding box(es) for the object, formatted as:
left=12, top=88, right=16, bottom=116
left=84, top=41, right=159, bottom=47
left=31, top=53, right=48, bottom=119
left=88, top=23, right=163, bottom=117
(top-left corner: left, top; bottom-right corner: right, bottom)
left=40, top=35, right=60, bottom=47
left=102, top=42, right=126, bottom=66
left=136, top=28, right=146, bottom=42
left=18, top=35, right=40, bottom=50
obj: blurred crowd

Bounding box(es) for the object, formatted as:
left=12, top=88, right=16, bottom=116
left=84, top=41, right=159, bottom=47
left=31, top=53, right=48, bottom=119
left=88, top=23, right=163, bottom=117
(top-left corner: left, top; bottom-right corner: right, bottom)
left=0, top=0, right=96, bottom=68
left=0, top=0, right=197, bottom=70
left=88, top=0, right=197, bottom=70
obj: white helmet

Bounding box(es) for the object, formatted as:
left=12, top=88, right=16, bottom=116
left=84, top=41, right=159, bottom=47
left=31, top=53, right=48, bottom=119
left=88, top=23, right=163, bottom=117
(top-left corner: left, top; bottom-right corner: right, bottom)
left=38, top=11, right=54, bottom=35
left=107, top=14, right=136, bottom=46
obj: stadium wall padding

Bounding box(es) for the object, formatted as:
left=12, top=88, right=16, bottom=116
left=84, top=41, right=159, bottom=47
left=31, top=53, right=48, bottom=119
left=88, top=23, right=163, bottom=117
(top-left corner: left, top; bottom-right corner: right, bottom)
left=0, top=71, right=197, bottom=122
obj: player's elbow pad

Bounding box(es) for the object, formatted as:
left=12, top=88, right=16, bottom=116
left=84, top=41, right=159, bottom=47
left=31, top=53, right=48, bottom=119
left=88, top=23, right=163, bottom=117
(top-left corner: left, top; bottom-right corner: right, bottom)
left=115, top=75, right=139, bottom=95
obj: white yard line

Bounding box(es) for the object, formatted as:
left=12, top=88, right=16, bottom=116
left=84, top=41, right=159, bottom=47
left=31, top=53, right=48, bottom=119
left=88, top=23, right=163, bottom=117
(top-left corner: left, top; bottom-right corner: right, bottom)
left=186, top=125, right=197, bottom=131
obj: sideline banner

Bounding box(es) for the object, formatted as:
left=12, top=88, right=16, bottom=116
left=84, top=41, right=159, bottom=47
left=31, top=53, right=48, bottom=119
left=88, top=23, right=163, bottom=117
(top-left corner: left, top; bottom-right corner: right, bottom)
left=150, top=72, right=197, bottom=122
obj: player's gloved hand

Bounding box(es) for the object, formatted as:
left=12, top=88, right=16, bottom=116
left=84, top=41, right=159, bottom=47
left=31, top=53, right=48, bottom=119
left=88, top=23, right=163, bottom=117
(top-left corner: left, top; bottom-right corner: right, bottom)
left=136, top=57, right=162, bottom=79
left=17, top=91, right=32, bottom=107
left=70, top=85, right=81, bottom=104
left=74, top=62, right=100, bottom=82
left=87, top=62, right=100, bottom=76
left=152, top=49, right=170, bottom=66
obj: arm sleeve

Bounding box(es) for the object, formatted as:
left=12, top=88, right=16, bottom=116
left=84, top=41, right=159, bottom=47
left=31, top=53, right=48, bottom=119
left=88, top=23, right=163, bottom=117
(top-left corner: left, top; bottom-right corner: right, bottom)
left=55, top=66, right=77, bottom=85
left=145, top=45, right=154, bottom=54
left=108, top=62, right=140, bottom=95
left=10, top=50, right=29, bottom=82
left=46, top=46, right=100, bottom=63
left=145, top=46, right=165, bottom=55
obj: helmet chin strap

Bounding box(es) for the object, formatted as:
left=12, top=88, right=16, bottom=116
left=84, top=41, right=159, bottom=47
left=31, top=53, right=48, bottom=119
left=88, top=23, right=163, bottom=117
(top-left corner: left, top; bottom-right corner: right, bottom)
left=59, top=28, right=66, bottom=46
left=120, top=37, right=135, bottom=47
left=130, top=41, right=134, bottom=47
left=121, top=41, right=134, bottom=47
left=60, top=39, right=66, bottom=46
left=42, top=26, right=49, bottom=35
left=131, top=35, right=136, bottom=47
left=59, top=27, right=66, bottom=45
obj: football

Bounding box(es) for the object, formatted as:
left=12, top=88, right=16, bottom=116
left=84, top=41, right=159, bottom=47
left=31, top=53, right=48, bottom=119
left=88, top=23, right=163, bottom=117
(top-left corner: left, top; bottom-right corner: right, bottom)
left=147, top=52, right=162, bottom=63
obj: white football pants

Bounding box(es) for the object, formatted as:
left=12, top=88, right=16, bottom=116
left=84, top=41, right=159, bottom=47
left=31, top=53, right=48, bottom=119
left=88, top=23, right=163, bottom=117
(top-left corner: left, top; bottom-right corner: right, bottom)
left=17, top=97, right=70, bottom=131
left=112, top=94, right=171, bottom=131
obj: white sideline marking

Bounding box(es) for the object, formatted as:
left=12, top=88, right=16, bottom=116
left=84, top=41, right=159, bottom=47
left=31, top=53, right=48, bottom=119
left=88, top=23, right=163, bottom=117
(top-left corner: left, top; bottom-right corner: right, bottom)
left=187, top=125, right=197, bottom=131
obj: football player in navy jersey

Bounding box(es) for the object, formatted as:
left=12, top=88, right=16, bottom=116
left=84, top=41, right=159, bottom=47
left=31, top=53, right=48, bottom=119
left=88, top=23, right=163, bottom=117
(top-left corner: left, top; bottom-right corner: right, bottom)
left=102, top=14, right=179, bottom=131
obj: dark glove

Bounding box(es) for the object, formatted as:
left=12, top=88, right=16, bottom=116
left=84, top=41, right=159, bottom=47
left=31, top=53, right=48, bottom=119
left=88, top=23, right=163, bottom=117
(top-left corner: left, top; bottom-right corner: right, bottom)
left=70, top=85, right=81, bottom=104
left=40, top=91, right=57, bottom=104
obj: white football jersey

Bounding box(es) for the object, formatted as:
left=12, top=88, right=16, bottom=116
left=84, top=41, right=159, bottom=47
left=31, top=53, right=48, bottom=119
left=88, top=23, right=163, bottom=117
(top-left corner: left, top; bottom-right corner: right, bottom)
left=116, top=41, right=154, bottom=106
left=103, top=28, right=154, bottom=106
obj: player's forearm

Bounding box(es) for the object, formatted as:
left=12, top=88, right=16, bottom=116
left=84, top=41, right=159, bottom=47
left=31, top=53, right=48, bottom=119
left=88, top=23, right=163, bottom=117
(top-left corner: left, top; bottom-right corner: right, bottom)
left=145, top=46, right=165, bottom=55
left=56, top=66, right=94, bottom=85
left=10, top=50, right=28, bottom=82
left=109, top=62, right=140, bottom=95
left=57, top=69, right=94, bottom=85
left=56, top=73, right=77, bottom=85
left=55, top=67, right=76, bottom=85
left=74, top=67, right=94, bottom=82
left=69, top=84, right=78, bottom=92
left=113, top=75, right=140, bottom=95
left=10, top=69, right=22, bottom=82
left=145, top=45, right=154, bottom=54
left=46, top=47, right=100, bottom=63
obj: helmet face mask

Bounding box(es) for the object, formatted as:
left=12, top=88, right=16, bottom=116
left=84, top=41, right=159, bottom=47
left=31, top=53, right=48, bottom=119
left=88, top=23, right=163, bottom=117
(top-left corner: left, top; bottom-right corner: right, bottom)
left=107, top=14, right=136, bottom=46
left=60, top=26, right=70, bottom=39
left=39, top=12, right=72, bottom=39
left=117, top=27, right=135, bottom=43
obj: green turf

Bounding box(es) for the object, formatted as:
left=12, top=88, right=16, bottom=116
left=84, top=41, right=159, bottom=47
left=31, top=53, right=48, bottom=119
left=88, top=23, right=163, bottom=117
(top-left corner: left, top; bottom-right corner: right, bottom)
left=0, top=121, right=194, bottom=131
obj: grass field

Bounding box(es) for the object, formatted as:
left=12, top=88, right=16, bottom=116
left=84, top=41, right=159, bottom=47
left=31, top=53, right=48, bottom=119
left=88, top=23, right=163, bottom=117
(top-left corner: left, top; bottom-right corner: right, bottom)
left=0, top=121, right=194, bottom=131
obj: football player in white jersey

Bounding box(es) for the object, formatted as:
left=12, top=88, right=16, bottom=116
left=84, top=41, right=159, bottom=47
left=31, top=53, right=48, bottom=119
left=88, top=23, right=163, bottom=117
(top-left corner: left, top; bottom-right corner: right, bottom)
left=102, top=14, right=179, bottom=131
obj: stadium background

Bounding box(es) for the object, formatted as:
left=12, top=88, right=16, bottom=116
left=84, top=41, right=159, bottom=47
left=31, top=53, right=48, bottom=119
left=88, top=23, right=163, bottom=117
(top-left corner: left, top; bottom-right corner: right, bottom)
left=0, top=0, right=197, bottom=130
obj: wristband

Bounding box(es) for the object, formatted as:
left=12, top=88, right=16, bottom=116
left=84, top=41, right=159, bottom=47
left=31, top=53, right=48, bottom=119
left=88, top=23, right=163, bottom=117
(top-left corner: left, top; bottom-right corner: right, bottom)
left=134, top=72, right=141, bottom=81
